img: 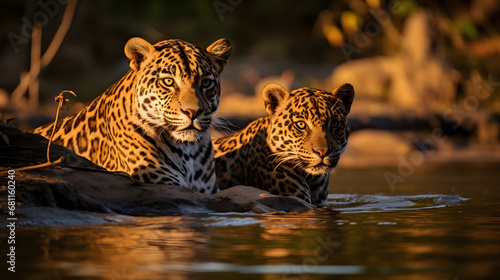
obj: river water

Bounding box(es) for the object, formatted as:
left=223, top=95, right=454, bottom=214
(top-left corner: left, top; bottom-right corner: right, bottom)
left=2, top=163, right=499, bottom=280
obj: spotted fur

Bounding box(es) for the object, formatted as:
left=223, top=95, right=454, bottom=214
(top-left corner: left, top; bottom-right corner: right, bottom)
left=31, top=37, right=232, bottom=194
left=213, top=83, right=355, bottom=204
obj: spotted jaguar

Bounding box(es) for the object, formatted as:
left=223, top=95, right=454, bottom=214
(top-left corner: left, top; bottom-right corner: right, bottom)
left=213, top=83, right=354, bottom=204
left=31, top=37, right=232, bottom=194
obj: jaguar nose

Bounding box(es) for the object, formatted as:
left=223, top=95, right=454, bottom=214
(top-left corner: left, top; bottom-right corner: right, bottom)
left=314, top=148, right=329, bottom=159
left=181, top=108, right=200, bottom=120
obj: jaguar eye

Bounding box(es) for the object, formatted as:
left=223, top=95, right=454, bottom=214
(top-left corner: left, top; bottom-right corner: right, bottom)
left=295, top=121, right=307, bottom=130
left=161, top=78, right=174, bottom=87
left=201, top=79, right=215, bottom=89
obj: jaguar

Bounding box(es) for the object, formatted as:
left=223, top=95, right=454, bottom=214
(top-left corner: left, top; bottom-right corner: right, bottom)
left=31, top=37, right=232, bottom=194
left=213, top=83, right=354, bottom=204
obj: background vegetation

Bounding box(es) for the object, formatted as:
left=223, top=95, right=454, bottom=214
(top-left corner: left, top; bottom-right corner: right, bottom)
left=1, top=0, right=499, bottom=163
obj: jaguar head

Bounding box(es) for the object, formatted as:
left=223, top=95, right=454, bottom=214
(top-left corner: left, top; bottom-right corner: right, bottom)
left=125, top=37, right=232, bottom=142
left=264, top=83, right=354, bottom=176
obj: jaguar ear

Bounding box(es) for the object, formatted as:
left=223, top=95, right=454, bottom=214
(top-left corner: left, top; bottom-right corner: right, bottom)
left=206, top=38, right=232, bottom=74
left=262, top=83, right=290, bottom=116
left=332, top=83, right=355, bottom=115
left=125, top=37, right=154, bottom=71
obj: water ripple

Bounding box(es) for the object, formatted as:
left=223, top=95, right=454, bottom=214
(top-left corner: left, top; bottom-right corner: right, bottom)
left=326, top=194, right=469, bottom=213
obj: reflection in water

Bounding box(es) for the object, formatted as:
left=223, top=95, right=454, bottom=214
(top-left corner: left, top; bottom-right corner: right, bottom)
left=3, top=164, right=500, bottom=280
left=14, top=212, right=348, bottom=280
left=26, top=218, right=215, bottom=280
left=10, top=198, right=499, bottom=280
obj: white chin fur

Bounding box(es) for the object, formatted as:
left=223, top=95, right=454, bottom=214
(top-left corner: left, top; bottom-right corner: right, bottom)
left=305, top=165, right=330, bottom=176
left=171, top=130, right=199, bottom=142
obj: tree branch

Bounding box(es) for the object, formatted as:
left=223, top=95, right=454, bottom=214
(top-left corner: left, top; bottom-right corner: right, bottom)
left=11, top=0, right=79, bottom=106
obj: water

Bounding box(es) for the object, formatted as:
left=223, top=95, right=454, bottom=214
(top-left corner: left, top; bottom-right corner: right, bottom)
left=2, top=163, right=499, bottom=280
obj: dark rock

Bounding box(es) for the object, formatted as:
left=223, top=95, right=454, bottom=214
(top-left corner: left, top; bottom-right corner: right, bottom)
left=214, top=186, right=315, bottom=213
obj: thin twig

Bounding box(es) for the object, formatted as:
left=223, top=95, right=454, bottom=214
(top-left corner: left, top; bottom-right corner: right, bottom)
left=47, top=90, right=77, bottom=163
left=0, top=156, right=65, bottom=176
left=29, top=24, right=42, bottom=109
left=41, top=0, right=79, bottom=68
left=0, top=155, right=49, bottom=163
left=0, top=89, right=76, bottom=175
left=0, top=159, right=135, bottom=182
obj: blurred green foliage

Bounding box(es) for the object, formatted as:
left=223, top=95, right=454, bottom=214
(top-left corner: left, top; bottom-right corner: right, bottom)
left=458, top=21, right=479, bottom=41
